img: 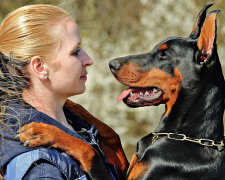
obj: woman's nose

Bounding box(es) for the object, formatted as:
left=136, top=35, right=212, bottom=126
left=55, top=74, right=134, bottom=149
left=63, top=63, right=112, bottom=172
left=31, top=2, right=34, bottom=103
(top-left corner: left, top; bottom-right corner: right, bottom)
left=81, top=49, right=93, bottom=66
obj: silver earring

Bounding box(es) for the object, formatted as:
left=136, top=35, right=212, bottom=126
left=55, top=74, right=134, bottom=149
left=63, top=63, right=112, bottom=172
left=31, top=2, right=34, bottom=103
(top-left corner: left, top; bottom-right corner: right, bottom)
left=43, top=76, right=48, bottom=80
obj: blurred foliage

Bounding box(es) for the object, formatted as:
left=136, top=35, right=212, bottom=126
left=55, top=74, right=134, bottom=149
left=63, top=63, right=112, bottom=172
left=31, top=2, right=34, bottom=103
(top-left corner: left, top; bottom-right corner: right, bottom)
left=0, top=0, right=224, bottom=159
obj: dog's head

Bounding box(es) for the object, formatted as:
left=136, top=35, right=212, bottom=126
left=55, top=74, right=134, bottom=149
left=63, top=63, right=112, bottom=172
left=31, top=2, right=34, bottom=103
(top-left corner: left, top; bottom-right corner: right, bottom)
left=109, top=4, right=222, bottom=114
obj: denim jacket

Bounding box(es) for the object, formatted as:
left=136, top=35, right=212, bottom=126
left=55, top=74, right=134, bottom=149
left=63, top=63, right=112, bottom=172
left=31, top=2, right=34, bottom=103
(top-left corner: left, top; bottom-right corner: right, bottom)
left=0, top=101, right=118, bottom=180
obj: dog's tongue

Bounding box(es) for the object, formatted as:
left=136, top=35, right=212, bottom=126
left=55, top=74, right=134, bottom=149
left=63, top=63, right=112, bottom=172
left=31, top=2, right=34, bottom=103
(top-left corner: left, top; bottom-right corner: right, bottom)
left=117, top=88, right=133, bottom=102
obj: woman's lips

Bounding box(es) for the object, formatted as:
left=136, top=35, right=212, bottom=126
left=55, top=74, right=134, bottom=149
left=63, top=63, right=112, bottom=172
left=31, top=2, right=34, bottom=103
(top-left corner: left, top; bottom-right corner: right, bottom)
left=80, top=73, right=87, bottom=80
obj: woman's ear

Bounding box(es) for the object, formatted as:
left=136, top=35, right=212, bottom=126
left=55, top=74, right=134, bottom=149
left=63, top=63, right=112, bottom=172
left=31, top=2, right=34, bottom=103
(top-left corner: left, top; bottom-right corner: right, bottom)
left=29, top=56, right=49, bottom=80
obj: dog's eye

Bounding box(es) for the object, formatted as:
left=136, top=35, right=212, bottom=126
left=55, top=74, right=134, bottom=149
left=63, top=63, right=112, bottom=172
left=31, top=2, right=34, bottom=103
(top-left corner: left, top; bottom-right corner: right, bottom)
left=159, top=51, right=168, bottom=59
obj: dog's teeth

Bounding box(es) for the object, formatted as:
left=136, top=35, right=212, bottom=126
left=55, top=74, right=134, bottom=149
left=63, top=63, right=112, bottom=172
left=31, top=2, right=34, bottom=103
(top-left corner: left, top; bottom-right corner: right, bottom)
left=145, top=91, right=150, bottom=95
left=140, top=92, right=143, bottom=95
left=130, top=92, right=133, bottom=96
left=153, top=88, right=158, bottom=93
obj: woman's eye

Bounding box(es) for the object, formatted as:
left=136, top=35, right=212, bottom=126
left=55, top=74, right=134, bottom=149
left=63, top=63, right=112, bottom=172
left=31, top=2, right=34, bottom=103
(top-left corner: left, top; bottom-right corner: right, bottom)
left=73, top=49, right=81, bottom=56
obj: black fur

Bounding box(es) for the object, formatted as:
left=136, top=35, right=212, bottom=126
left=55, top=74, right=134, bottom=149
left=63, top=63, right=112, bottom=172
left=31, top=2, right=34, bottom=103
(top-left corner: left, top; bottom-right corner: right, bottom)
left=110, top=5, right=225, bottom=179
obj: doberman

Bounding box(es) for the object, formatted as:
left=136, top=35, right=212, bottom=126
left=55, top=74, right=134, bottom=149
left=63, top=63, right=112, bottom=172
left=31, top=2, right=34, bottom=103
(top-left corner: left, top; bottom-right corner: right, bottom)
left=109, top=4, right=225, bottom=179
left=17, top=4, right=225, bottom=180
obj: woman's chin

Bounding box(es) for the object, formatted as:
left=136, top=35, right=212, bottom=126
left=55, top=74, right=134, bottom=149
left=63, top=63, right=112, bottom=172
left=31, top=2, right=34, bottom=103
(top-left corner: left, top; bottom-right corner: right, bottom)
left=73, top=87, right=86, bottom=96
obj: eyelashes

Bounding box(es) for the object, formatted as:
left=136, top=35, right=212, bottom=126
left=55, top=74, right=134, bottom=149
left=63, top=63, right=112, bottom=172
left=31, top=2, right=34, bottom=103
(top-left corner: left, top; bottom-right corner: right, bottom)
left=73, top=48, right=81, bottom=56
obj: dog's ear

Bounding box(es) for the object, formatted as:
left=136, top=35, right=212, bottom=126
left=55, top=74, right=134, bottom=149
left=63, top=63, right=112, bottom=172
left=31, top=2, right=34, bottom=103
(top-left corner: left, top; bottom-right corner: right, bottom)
left=189, top=4, right=213, bottom=39
left=196, top=10, right=219, bottom=64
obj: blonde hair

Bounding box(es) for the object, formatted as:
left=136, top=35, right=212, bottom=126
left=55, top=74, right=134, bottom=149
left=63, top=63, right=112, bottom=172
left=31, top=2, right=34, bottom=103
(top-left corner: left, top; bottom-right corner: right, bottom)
left=0, top=6, right=73, bottom=176
left=0, top=4, right=71, bottom=61
left=0, top=4, right=72, bottom=105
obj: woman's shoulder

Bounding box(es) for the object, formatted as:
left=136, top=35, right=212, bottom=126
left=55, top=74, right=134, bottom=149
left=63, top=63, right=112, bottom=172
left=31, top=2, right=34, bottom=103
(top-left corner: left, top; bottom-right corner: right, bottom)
left=5, top=148, right=87, bottom=180
left=4, top=101, right=40, bottom=130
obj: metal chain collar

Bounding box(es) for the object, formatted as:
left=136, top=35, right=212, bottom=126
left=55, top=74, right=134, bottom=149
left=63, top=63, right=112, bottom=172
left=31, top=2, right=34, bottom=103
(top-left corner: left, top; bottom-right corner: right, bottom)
left=152, top=132, right=225, bottom=148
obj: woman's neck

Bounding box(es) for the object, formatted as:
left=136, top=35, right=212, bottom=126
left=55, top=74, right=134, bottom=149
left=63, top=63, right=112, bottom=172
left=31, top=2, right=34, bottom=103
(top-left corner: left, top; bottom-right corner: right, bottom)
left=22, top=87, right=67, bottom=124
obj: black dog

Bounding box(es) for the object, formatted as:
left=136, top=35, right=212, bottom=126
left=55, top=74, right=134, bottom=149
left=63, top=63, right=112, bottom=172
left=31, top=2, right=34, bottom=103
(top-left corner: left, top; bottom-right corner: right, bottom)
left=109, top=4, right=225, bottom=179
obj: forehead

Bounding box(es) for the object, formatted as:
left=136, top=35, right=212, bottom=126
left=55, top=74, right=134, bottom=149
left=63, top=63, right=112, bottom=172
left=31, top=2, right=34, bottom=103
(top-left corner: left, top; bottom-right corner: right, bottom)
left=59, top=19, right=81, bottom=49
left=153, top=37, right=192, bottom=52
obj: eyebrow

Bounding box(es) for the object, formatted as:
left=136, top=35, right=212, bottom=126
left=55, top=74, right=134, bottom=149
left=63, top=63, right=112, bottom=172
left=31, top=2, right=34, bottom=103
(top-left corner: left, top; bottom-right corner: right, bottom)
left=159, top=43, right=168, bottom=50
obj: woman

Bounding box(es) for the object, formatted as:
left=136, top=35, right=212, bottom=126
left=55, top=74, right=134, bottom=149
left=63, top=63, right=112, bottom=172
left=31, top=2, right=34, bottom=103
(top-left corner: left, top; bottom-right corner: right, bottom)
left=0, top=4, right=128, bottom=180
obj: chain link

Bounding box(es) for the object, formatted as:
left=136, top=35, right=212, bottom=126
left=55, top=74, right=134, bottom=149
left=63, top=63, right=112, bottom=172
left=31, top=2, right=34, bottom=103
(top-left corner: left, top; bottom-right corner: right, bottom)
left=152, top=132, right=224, bottom=147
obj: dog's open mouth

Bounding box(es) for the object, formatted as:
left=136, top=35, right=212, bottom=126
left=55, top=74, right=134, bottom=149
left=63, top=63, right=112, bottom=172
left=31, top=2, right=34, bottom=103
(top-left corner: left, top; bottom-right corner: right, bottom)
left=118, top=87, right=163, bottom=107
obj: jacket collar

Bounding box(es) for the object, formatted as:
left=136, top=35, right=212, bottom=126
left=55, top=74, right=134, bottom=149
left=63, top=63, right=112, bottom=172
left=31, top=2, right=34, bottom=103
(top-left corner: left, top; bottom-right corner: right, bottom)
left=0, top=101, right=96, bottom=171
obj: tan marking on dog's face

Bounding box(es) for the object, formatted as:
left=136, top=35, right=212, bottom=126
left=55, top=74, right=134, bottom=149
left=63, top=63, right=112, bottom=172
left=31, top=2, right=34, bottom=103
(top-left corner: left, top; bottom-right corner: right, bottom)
left=163, top=68, right=182, bottom=116
left=159, top=43, right=168, bottom=50
left=115, top=62, right=142, bottom=84
left=115, top=62, right=182, bottom=111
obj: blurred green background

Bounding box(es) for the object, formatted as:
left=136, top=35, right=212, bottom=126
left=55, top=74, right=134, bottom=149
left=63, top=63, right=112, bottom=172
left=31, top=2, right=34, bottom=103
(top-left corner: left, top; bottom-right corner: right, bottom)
left=1, top=0, right=224, bottom=159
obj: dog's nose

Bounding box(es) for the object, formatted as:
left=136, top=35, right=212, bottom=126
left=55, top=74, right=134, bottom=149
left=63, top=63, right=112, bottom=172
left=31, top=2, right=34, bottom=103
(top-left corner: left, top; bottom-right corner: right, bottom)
left=109, top=60, right=121, bottom=73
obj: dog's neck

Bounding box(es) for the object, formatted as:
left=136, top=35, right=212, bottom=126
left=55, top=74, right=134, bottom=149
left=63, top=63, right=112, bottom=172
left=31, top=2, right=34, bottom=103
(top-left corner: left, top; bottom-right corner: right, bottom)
left=155, top=61, right=225, bottom=141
